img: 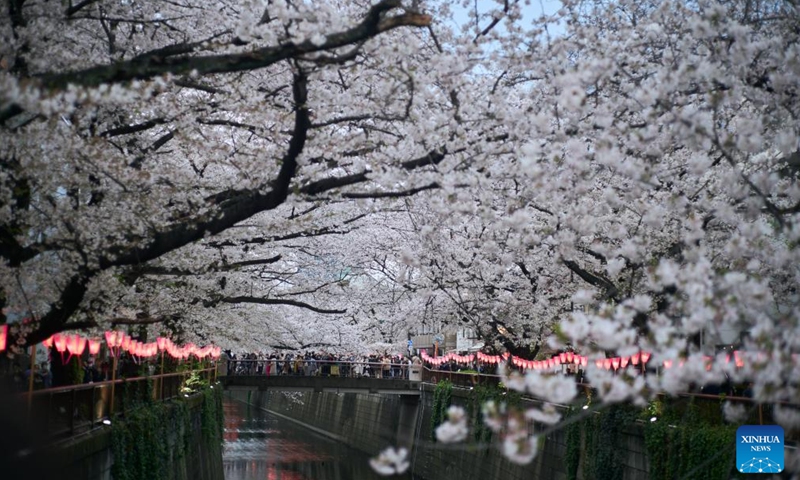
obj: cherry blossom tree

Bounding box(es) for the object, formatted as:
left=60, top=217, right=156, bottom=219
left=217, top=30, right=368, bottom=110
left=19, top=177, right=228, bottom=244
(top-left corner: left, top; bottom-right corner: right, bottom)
left=0, top=0, right=437, bottom=346
left=2, top=0, right=800, bottom=468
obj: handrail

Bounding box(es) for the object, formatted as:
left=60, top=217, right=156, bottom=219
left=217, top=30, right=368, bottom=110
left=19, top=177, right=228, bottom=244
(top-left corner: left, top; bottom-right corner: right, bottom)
left=18, top=368, right=213, bottom=397
left=8, top=366, right=217, bottom=442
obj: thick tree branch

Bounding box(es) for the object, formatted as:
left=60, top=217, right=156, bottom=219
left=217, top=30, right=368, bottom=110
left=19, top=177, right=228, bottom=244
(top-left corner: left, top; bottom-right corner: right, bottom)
left=342, top=182, right=439, bottom=199
left=29, top=1, right=430, bottom=91
left=24, top=71, right=311, bottom=345
left=120, top=255, right=283, bottom=284
left=218, top=296, right=346, bottom=314
left=563, top=259, right=619, bottom=301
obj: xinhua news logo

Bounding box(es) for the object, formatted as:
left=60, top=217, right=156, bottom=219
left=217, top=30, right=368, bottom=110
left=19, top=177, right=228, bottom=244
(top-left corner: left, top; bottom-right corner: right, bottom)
left=736, top=425, right=784, bottom=474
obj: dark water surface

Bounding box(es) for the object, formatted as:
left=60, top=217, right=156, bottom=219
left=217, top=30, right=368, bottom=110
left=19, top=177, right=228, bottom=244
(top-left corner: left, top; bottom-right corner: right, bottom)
left=222, top=397, right=415, bottom=480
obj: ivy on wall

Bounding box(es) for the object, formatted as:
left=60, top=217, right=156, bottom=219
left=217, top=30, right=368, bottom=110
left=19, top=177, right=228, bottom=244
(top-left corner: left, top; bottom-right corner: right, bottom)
left=201, top=386, right=224, bottom=444
left=565, top=397, right=737, bottom=480
left=467, top=383, right=522, bottom=444
left=430, top=380, right=453, bottom=441
left=111, top=385, right=222, bottom=480
left=565, top=408, right=582, bottom=480
left=643, top=398, right=736, bottom=480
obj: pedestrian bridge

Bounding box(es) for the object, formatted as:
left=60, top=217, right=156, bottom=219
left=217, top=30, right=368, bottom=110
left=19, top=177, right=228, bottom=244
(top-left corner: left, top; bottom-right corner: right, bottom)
left=220, top=374, right=422, bottom=395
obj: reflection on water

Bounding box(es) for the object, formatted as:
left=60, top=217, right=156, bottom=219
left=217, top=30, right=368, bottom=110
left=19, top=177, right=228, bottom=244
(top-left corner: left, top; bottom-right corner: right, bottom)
left=222, top=397, right=414, bottom=480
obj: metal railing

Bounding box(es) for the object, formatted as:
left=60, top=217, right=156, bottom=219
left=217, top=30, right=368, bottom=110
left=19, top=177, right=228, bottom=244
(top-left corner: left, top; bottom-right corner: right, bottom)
left=420, top=365, right=798, bottom=439
left=219, top=359, right=798, bottom=432
left=13, top=367, right=215, bottom=441
left=222, top=359, right=414, bottom=379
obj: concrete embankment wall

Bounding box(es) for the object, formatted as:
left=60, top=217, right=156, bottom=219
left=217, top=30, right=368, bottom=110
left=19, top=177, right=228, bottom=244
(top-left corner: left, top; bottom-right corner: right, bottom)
left=226, top=386, right=650, bottom=480
left=50, top=392, right=223, bottom=480
left=225, top=388, right=419, bottom=456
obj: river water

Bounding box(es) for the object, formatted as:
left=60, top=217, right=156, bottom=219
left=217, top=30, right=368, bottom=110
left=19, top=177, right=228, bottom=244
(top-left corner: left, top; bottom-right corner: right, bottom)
left=222, top=397, right=416, bottom=480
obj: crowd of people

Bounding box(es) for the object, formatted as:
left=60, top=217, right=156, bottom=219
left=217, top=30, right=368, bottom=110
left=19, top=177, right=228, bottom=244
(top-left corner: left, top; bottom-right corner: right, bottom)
left=224, top=351, right=422, bottom=379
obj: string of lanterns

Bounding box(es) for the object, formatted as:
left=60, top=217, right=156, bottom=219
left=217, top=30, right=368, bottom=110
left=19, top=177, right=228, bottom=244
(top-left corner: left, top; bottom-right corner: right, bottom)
left=420, top=348, right=774, bottom=372
left=36, top=330, right=221, bottom=364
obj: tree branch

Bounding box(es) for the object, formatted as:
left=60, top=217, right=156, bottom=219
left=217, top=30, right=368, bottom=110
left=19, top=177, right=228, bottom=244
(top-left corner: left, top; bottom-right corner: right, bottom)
left=563, top=259, right=619, bottom=301
left=30, top=1, right=430, bottom=91
left=219, top=296, right=346, bottom=314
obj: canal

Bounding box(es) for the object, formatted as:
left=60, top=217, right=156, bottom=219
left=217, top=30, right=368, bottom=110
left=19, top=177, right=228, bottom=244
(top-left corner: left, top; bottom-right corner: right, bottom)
left=222, top=397, right=416, bottom=480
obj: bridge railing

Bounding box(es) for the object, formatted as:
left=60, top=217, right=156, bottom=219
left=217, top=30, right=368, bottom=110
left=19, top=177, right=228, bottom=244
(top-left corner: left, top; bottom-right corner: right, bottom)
left=14, top=367, right=215, bottom=441
left=222, top=359, right=414, bottom=379
left=218, top=359, right=798, bottom=429
left=420, top=366, right=502, bottom=388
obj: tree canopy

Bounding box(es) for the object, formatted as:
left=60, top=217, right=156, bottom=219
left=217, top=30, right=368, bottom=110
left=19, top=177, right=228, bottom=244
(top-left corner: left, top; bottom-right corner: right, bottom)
left=2, top=0, right=799, bottom=437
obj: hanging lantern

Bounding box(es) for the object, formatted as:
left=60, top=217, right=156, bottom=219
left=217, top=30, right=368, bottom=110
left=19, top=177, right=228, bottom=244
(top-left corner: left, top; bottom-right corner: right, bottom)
left=104, top=330, right=117, bottom=347
left=595, top=359, right=603, bottom=368
left=663, top=360, right=673, bottom=369
left=611, top=358, right=620, bottom=370
left=640, top=352, right=651, bottom=364
left=157, top=337, right=168, bottom=351
left=121, top=335, right=131, bottom=352
left=105, top=330, right=123, bottom=356
left=620, top=357, right=629, bottom=368
left=734, top=351, right=744, bottom=368
left=43, top=335, right=54, bottom=348
left=559, top=352, right=567, bottom=363
left=0, top=324, right=7, bottom=352
left=631, top=352, right=641, bottom=365
left=603, top=358, right=612, bottom=370
left=580, top=356, right=588, bottom=367
left=66, top=334, right=87, bottom=361
left=88, top=338, right=101, bottom=355
left=553, top=356, right=561, bottom=365
left=566, top=351, right=574, bottom=363
left=54, top=334, right=68, bottom=353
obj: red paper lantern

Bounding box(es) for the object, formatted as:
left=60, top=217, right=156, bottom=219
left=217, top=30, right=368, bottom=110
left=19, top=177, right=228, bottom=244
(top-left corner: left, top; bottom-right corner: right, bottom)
left=66, top=334, right=86, bottom=357
left=734, top=351, right=744, bottom=368
left=631, top=352, right=640, bottom=365
left=88, top=338, right=101, bottom=355
left=640, top=352, right=651, bottom=364
left=104, top=330, right=116, bottom=347
left=43, top=335, right=54, bottom=348
left=580, top=356, right=588, bottom=367
left=603, top=358, right=612, bottom=370
left=157, top=337, right=168, bottom=351
left=595, top=359, right=603, bottom=368
left=663, top=359, right=672, bottom=369
left=566, top=351, right=574, bottom=363
left=559, top=353, right=567, bottom=363
left=0, top=324, right=7, bottom=352
left=611, top=358, right=620, bottom=370
left=54, top=334, right=68, bottom=353
left=620, top=357, right=629, bottom=368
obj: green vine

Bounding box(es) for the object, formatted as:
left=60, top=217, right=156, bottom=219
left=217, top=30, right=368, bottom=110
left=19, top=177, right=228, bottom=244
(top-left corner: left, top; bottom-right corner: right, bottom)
left=643, top=398, right=736, bottom=480
left=111, top=385, right=222, bottom=480
left=565, top=408, right=582, bottom=480
left=564, top=404, right=641, bottom=480
left=467, top=383, right=521, bottom=444
left=431, top=379, right=453, bottom=441
left=201, top=386, right=224, bottom=444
